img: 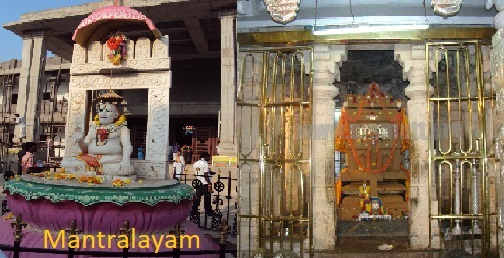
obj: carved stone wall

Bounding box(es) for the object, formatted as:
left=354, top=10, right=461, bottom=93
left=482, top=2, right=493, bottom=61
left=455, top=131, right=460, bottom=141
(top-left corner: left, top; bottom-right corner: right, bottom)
left=146, top=88, right=169, bottom=161
left=66, top=36, right=171, bottom=179
left=65, top=91, right=87, bottom=157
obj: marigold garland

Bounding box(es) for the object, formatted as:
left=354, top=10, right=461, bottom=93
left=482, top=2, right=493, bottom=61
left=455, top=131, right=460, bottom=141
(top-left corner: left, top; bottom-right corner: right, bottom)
left=93, top=114, right=127, bottom=133
left=106, top=34, right=127, bottom=65
left=106, top=37, right=123, bottom=51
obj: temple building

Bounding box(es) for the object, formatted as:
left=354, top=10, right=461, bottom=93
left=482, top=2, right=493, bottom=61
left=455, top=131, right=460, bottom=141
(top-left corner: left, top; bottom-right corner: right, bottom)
left=0, top=0, right=237, bottom=167
left=3, top=0, right=504, bottom=257
left=236, top=0, right=503, bottom=257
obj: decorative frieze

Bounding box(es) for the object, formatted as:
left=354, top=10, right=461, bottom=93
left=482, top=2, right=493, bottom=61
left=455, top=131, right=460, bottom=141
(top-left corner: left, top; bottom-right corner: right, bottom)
left=70, top=58, right=171, bottom=74
left=132, top=160, right=168, bottom=179
left=262, top=0, right=300, bottom=24
left=135, top=37, right=152, bottom=59
left=75, top=37, right=168, bottom=67
left=152, top=36, right=169, bottom=58
left=87, top=41, right=103, bottom=63
left=72, top=44, right=87, bottom=64
left=69, top=72, right=171, bottom=90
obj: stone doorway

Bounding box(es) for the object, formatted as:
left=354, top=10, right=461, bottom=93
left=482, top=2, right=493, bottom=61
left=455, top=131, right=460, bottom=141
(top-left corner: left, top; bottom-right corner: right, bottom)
left=334, top=49, right=410, bottom=245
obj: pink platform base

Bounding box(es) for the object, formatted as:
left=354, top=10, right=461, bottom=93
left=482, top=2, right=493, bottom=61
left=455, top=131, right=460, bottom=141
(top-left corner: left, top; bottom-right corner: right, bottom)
left=6, top=194, right=193, bottom=234
left=0, top=215, right=219, bottom=258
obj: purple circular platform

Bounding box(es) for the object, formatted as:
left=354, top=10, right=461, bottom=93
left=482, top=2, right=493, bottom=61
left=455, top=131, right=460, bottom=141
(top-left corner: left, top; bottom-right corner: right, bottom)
left=3, top=178, right=195, bottom=234
left=7, top=194, right=192, bottom=234
left=0, top=217, right=219, bottom=258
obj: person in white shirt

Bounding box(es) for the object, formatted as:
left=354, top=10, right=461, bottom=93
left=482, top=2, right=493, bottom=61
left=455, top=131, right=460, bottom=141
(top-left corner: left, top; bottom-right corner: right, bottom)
left=192, top=152, right=216, bottom=216
left=215, top=140, right=221, bottom=155
left=173, top=151, right=185, bottom=180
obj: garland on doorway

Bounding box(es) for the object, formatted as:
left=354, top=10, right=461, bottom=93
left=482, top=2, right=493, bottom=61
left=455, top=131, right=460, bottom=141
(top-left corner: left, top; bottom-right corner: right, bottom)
left=335, top=82, right=410, bottom=174
left=106, top=34, right=127, bottom=65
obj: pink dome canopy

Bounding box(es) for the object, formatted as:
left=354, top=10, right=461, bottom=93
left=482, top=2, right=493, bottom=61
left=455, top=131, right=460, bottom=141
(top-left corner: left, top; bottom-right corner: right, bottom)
left=72, top=5, right=161, bottom=45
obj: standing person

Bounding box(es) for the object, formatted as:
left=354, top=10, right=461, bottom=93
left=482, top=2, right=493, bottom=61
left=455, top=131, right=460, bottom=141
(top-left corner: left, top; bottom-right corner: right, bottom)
left=192, top=152, right=216, bottom=216
left=167, top=144, right=173, bottom=161
left=172, top=143, right=179, bottom=160
left=17, top=143, right=27, bottom=175
left=216, top=140, right=221, bottom=155
left=188, top=146, right=193, bottom=164
left=173, top=151, right=185, bottom=180
left=21, top=144, right=36, bottom=174
left=182, top=145, right=191, bottom=163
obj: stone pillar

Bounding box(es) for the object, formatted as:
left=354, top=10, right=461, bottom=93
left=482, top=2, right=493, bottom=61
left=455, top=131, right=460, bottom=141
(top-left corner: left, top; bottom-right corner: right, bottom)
left=218, top=15, right=237, bottom=156
left=489, top=1, right=504, bottom=255
left=15, top=30, right=47, bottom=143
left=16, top=31, right=47, bottom=142
left=311, top=44, right=346, bottom=251
left=396, top=44, right=440, bottom=249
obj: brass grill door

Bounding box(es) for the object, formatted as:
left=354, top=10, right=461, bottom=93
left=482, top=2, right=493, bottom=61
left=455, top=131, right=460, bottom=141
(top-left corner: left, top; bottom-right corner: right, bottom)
left=427, top=41, right=495, bottom=257
left=237, top=47, right=313, bottom=257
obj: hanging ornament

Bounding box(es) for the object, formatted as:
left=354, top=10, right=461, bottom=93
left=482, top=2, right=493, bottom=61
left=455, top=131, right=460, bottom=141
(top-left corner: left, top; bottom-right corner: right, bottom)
left=431, top=0, right=463, bottom=16
left=262, top=0, right=300, bottom=24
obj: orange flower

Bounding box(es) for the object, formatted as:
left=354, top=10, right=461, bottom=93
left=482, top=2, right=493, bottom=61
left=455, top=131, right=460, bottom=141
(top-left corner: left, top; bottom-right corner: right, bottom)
left=107, top=37, right=121, bottom=51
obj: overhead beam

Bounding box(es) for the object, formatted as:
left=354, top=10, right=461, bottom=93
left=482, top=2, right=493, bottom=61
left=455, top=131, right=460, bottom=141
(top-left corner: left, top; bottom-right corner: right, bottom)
left=238, top=27, right=496, bottom=46
left=170, top=51, right=220, bottom=60
left=183, top=18, right=208, bottom=53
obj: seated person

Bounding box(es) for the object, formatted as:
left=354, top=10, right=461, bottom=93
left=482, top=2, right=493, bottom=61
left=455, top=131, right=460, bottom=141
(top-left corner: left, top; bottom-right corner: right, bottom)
left=61, top=91, right=133, bottom=176
left=21, top=144, right=36, bottom=174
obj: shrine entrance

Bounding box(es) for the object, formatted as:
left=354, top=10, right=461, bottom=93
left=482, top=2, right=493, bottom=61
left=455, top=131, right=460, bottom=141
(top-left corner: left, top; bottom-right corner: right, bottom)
left=334, top=50, right=411, bottom=243
left=426, top=41, right=496, bottom=257
left=237, top=47, right=313, bottom=257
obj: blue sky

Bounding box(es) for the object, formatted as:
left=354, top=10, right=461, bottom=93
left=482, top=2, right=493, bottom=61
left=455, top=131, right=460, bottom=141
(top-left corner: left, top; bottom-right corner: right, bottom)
left=0, top=1, right=97, bottom=62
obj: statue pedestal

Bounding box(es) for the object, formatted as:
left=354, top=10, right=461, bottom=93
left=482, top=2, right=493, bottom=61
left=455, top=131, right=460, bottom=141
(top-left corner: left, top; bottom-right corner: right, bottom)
left=103, top=175, right=137, bottom=181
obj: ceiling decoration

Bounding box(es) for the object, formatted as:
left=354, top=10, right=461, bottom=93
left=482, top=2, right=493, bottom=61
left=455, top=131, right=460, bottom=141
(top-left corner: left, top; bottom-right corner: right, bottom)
left=431, top=0, right=463, bottom=16
left=262, top=0, right=301, bottom=24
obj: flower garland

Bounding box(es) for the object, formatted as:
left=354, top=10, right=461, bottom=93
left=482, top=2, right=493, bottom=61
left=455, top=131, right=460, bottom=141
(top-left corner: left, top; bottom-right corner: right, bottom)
left=93, top=114, right=127, bottom=133
left=106, top=34, right=127, bottom=65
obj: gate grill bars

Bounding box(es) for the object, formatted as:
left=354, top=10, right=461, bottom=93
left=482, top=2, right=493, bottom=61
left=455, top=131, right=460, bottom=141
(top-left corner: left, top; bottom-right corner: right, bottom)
left=237, top=47, right=313, bottom=257
left=427, top=41, right=496, bottom=257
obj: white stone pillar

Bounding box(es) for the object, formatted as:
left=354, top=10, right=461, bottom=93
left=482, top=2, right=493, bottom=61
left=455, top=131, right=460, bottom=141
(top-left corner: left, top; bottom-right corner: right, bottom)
left=311, top=44, right=346, bottom=251
left=14, top=30, right=47, bottom=143
left=218, top=15, right=237, bottom=156
left=397, top=44, right=440, bottom=249
left=488, top=1, right=504, bottom=255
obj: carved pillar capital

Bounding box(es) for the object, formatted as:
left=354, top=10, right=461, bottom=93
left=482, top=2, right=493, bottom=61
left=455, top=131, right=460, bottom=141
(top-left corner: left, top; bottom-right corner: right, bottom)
left=394, top=44, right=425, bottom=81
left=405, top=84, right=434, bottom=100
left=313, top=44, right=347, bottom=85
left=313, top=85, right=339, bottom=100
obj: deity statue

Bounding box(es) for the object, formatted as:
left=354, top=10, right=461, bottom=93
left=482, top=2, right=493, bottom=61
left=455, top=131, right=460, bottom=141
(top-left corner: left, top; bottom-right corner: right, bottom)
left=61, top=91, right=133, bottom=177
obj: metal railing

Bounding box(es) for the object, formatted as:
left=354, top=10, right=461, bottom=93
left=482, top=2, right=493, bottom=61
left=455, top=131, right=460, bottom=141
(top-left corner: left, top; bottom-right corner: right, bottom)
left=174, top=169, right=238, bottom=234
left=427, top=41, right=497, bottom=257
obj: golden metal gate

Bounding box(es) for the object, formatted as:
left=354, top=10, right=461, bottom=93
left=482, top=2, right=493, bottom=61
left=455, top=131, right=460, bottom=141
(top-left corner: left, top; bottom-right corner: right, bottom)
left=427, top=41, right=496, bottom=257
left=237, top=47, right=313, bottom=257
